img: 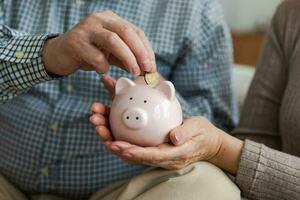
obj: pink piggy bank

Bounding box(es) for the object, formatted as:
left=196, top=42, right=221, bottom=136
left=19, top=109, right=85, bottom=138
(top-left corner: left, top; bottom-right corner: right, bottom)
left=109, top=77, right=183, bottom=146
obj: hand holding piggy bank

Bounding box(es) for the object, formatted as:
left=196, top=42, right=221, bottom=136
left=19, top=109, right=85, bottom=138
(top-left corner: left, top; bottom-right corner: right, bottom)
left=109, top=77, right=183, bottom=146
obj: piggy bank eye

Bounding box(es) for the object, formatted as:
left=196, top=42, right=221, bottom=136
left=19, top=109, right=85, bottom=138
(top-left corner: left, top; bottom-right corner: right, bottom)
left=129, top=97, right=133, bottom=100
left=144, top=100, right=147, bottom=103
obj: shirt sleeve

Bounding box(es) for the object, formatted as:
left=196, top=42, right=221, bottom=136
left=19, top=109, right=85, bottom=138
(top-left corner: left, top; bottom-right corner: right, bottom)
left=0, top=4, right=57, bottom=104
left=171, top=0, right=237, bottom=131
left=236, top=140, right=300, bottom=199
left=233, top=1, right=300, bottom=198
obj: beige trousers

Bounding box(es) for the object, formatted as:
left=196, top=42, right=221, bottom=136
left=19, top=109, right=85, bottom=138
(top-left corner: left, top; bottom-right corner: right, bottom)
left=0, top=162, right=240, bottom=200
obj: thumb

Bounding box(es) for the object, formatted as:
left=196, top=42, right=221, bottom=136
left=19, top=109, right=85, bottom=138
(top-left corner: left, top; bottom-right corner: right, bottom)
left=169, top=117, right=202, bottom=146
left=101, top=74, right=116, bottom=99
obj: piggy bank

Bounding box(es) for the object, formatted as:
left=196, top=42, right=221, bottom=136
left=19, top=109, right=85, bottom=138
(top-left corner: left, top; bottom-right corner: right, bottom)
left=109, top=77, right=183, bottom=146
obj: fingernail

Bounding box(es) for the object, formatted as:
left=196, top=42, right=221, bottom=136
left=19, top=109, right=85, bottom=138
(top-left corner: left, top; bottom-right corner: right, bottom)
left=122, top=152, right=132, bottom=158
left=142, top=59, right=152, bottom=72
left=174, top=133, right=183, bottom=144
left=132, top=66, right=140, bottom=75
left=110, top=145, right=120, bottom=152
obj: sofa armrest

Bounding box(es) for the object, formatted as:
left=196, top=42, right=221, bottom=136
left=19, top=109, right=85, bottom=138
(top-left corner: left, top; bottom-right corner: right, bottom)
left=232, top=64, right=255, bottom=111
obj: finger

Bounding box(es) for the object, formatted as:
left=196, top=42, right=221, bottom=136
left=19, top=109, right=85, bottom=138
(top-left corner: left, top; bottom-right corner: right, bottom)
left=96, top=125, right=114, bottom=141
left=105, top=141, right=136, bottom=154
left=101, top=49, right=127, bottom=70
left=101, top=74, right=116, bottom=98
left=106, top=141, right=153, bottom=163
left=80, top=63, right=94, bottom=71
left=104, top=141, right=147, bottom=166
left=99, top=12, right=155, bottom=71
left=106, top=141, right=189, bottom=169
left=122, top=159, right=140, bottom=165
left=110, top=141, right=136, bottom=152
left=89, top=114, right=108, bottom=126
left=120, top=143, right=181, bottom=162
left=78, top=43, right=110, bottom=74
left=169, top=117, right=202, bottom=146
left=102, top=20, right=153, bottom=72
left=91, top=29, right=140, bottom=75
left=133, top=27, right=156, bottom=72
left=91, top=103, right=110, bottom=115
left=105, top=54, right=124, bottom=69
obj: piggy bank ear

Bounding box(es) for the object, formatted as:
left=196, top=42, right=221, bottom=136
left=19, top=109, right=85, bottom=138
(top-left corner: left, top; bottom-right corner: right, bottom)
left=156, top=81, right=175, bottom=101
left=115, top=77, right=136, bottom=94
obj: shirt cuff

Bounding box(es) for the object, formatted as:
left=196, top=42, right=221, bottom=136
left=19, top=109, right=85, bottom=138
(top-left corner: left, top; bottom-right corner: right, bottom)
left=0, top=26, right=60, bottom=102
left=0, top=26, right=59, bottom=90
left=235, top=140, right=262, bottom=198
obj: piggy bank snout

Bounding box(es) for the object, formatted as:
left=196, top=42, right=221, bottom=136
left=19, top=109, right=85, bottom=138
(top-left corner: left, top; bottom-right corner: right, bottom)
left=122, top=107, right=148, bottom=129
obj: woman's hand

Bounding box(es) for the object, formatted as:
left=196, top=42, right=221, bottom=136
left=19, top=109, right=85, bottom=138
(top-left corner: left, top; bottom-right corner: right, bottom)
left=91, top=75, right=244, bottom=173
left=90, top=75, right=235, bottom=170
left=90, top=106, right=224, bottom=170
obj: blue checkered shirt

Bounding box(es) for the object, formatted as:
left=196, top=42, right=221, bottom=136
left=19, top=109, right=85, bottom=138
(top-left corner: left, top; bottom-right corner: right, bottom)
left=0, top=0, right=237, bottom=198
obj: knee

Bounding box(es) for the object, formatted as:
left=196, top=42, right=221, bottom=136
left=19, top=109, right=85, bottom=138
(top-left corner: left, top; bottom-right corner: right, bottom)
left=172, top=162, right=241, bottom=200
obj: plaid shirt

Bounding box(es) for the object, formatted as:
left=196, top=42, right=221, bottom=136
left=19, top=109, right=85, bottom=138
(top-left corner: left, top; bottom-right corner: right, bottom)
left=0, top=0, right=237, bottom=198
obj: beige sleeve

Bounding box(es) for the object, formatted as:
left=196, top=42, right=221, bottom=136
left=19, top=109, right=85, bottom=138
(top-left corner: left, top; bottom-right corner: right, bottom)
left=231, top=1, right=288, bottom=150
left=232, top=1, right=300, bottom=199
left=236, top=140, right=300, bottom=199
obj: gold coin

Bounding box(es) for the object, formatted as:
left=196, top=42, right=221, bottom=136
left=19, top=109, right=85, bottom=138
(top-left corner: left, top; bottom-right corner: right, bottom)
left=144, top=72, right=159, bottom=87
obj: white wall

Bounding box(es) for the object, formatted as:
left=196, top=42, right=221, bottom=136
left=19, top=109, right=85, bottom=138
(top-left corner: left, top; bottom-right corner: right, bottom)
left=219, top=0, right=282, bottom=32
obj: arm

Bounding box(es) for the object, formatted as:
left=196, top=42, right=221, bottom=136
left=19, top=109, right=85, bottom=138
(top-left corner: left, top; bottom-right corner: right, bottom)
left=171, top=0, right=237, bottom=131
left=208, top=133, right=300, bottom=200
left=230, top=1, right=300, bottom=199
left=0, top=24, right=55, bottom=103
left=0, top=5, right=156, bottom=104
left=0, top=0, right=58, bottom=104
left=89, top=7, right=298, bottom=199
left=235, top=140, right=300, bottom=199
left=0, top=1, right=56, bottom=103
left=89, top=0, right=240, bottom=171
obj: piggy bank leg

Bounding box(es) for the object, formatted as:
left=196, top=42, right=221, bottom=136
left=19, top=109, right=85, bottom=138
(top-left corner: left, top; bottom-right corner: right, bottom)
left=90, top=162, right=241, bottom=200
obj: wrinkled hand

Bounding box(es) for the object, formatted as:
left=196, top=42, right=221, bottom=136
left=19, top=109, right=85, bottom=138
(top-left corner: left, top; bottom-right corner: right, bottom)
left=91, top=108, right=223, bottom=170
left=89, top=75, right=224, bottom=170
left=43, top=11, right=156, bottom=76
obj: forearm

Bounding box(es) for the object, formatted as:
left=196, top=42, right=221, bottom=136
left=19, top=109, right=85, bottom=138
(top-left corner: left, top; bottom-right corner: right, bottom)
left=210, top=133, right=300, bottom=199
left=236, top=140, right=300, bottom=199
left=209, top=130, right=244, bottom=175
left=0, top=25, right=57, bottom=103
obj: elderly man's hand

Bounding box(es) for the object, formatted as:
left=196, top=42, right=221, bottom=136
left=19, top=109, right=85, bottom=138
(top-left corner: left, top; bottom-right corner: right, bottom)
left=43, top=11, right=156, bottom=76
